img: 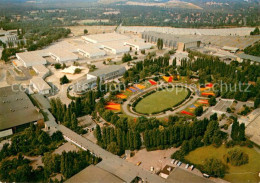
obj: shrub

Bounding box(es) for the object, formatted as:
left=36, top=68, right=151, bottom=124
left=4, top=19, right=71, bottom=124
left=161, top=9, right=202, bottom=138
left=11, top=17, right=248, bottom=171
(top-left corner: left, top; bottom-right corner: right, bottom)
left=203, top=158, right=227, bottom=178
left=223, top=149, right=249, bottom=166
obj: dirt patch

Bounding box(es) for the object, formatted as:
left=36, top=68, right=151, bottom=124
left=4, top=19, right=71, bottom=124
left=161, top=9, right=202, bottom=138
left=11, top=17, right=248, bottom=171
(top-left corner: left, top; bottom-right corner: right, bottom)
left=65, top=26, right=116, bottom=36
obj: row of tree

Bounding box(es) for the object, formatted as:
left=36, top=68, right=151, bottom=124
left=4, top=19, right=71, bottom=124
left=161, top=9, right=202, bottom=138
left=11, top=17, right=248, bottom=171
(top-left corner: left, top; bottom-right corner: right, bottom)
left=43, top=150, right=101, bottom=180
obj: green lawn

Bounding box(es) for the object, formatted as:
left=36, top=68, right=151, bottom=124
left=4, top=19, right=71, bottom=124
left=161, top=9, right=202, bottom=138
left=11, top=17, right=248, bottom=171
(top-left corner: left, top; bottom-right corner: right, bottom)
left=185, top=145, right=260, bottom=183
left=135, top=87, right=189, bottom=114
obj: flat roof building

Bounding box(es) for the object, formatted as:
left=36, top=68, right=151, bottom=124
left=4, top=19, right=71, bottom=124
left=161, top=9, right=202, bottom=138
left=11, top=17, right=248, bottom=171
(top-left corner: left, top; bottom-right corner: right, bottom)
left=142, top=31, right=201, bottom=50
left=166, top=167, right=214, bottom=183
left=124, top=39, right=153, bottom=50
left=49, top=49, right=78, bottom=63
left=32, top=65, right=50, bottom=79
left=236, top=53, right=260, bottom=63
left=65, top=165, right=125, bottom=183
left=222, top=46, right=239, bottom=53
left=82, top=33, right=129, bottom=44
left=87, top=65, right=126, bottom=81
left=102, top=41, right=130, bottom=54
left=16, top=51, right=47, bottom=67
left=0, top=86, right=43, bottom=137
left=30, top=77, right=52, bottom=95
left=77, top=44, right=106, bottom=58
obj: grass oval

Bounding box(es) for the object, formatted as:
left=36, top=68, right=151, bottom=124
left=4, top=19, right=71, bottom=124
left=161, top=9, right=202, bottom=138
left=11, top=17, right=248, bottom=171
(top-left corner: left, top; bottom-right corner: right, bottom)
left=135, top=87, right=189, bottom=114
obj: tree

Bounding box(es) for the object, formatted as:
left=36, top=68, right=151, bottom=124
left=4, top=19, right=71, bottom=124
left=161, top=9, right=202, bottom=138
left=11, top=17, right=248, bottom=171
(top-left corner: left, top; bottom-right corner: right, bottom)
left=60, top=75, right=69, bottom=85
left=203, top=120, right=219, bottom=145
left=74, top=68, right=81, bottom=74
left=195, top=106, right=203, bottom=116
left=54, top=63, right=61, bottom=69
left=238, top=123, right=245, bottom=141
left=95, top=125, right=102, bottom=144
left=209, top=97, right=217, bottom=106
left=203, top=158, right=226, bottom=177
left=107, top=142, right=120, bottom=155
left=231, top=119, right=239, bottom=141
left=250, top=27, right=260, bottom=35
left=224, top=149, right=248, bottom=166
left=84, top=29, right=88, bottom=35
left=51, top=131, right=64, bottom=142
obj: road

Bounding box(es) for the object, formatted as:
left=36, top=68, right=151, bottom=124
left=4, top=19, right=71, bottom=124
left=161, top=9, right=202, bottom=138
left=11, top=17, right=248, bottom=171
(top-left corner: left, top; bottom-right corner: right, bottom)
left=57, top=124, right=164, bottom=183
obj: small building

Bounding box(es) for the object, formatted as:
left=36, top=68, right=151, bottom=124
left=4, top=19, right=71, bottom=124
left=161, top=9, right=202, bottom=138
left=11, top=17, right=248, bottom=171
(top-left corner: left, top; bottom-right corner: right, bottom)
left=159, top=165, right=175, bottom=179
left=32, top=64, right=50, bottom=79
left=16, top=51, right=47, bottom=67
left=65, top=165, right=125, bottom=183
left=177, top=40, right=201, bottom=52
left=30, top=77, right=51, bottom=95
left=222, top=46, right=239, bottom=53
left=0, top=85, right=44, bottom=138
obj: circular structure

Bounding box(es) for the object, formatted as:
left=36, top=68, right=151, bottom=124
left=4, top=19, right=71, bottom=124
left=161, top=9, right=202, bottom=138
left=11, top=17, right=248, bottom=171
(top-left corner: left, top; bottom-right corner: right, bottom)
left=133, top=86, right=190, bottom=115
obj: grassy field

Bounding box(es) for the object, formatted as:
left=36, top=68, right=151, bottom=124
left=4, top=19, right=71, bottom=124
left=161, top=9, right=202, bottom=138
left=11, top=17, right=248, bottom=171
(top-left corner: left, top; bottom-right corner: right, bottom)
left=135, top=87, right=189, bottom=114
left=185, top=145, right=260, bottom=183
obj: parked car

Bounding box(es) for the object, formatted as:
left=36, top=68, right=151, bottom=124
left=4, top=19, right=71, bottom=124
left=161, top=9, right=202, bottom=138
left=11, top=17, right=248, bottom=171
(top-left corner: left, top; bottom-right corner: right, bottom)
left=203, top=173, right=210, bottom=178
left=171, top=159, right=176, bottom=164
left=190, top=165, right=194, bottom=171
left=185, top=164, right=189, bottom=169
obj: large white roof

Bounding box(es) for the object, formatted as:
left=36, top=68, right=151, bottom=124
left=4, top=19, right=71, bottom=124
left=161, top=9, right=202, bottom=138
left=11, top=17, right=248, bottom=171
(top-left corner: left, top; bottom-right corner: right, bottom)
left=77, top=43, right=106, bottom=56
left=16, top=51, right=47, bottom=66
left=82, top=33, right=130, bottom=43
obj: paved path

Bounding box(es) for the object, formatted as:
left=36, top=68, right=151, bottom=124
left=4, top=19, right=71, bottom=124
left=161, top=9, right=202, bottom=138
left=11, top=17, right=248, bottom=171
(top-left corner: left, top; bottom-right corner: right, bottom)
left=57, top=124, right=164, bottom=183
left=122, top=84, right=199, bottom=118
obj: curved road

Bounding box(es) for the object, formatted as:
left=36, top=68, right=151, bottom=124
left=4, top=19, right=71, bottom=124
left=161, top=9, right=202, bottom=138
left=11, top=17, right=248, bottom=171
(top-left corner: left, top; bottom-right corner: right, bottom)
left=122, top=84, right=199, bottom=118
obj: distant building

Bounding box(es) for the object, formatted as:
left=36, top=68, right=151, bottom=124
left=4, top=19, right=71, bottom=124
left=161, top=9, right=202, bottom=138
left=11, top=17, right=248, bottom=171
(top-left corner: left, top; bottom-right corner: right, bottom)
left=0, top=86, right=43, bottom=138
left=30, top=77, right=51, bottom=95
left=82, top=33, right=130, bottom=44
left=142, top=31, right=200, bottom=50
left=65, top=165, right=125, bottom=183
left=0, top=29, right=18, bottom=44
left=177, top=40, right=201, bottom=51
